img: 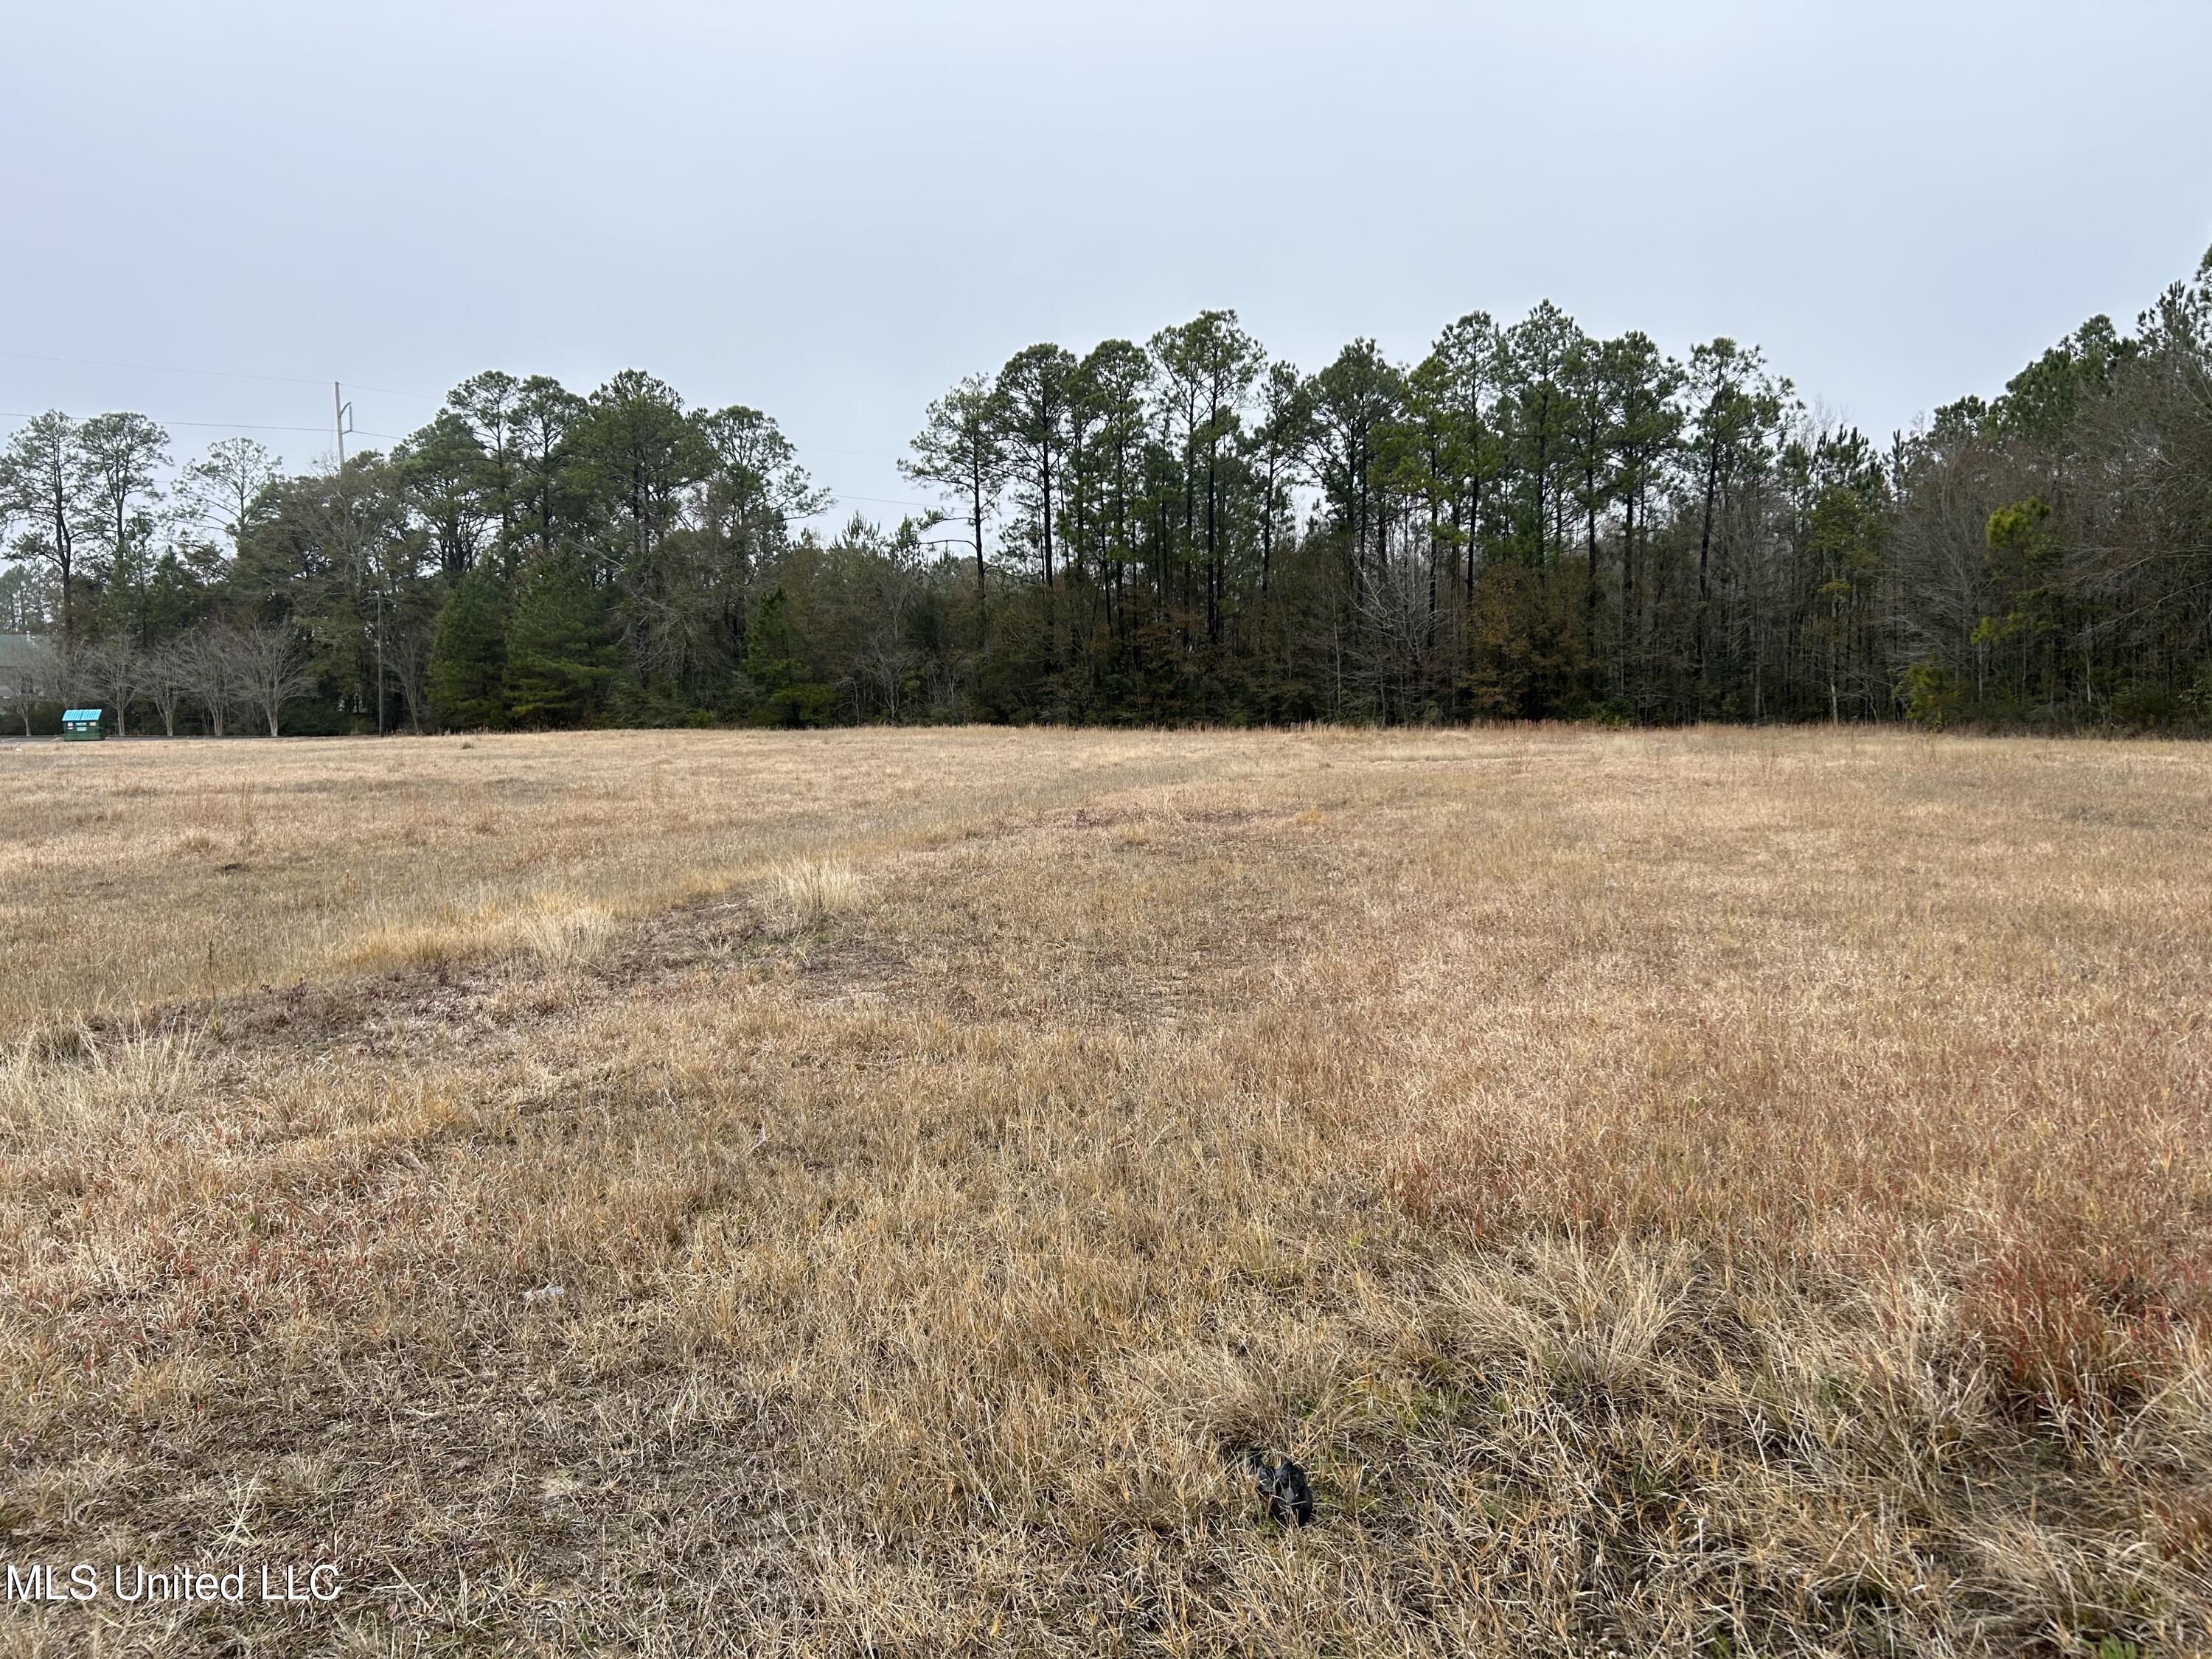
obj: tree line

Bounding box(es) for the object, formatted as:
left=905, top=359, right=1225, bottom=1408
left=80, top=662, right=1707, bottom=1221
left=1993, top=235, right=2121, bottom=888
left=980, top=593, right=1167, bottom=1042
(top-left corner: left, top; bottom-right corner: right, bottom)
left=4, top=248, right=2208, bottom=734
left=0, top=371, right=827, bottom=734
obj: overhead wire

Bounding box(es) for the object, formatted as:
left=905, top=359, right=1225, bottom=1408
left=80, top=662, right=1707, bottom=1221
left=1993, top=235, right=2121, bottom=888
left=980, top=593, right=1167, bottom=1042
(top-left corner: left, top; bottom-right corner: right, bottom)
left=0, top=350, right=436, bottom=402
left=0, top=410, right=406, bottom=440
left=1, top=355, right=933, bottom=515
left=825, top=493, right=950, bottom=511
left=1, top=352, right=911, bottom=461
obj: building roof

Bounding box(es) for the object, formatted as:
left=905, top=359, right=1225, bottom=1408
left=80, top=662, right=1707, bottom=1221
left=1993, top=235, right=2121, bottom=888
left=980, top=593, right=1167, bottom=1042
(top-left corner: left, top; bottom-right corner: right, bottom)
left=0, top=633, right=55, bottom=672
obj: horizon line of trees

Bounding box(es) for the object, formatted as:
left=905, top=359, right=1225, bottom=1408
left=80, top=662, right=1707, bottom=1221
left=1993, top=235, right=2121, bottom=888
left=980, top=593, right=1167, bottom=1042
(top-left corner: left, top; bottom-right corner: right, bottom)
left=4, top=247, right=2208, bottom=736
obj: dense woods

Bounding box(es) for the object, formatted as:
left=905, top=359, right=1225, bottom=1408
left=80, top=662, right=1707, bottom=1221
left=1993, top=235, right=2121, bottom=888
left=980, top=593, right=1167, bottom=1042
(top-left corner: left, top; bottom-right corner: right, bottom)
left=4, top=249, right=2208, bottom=734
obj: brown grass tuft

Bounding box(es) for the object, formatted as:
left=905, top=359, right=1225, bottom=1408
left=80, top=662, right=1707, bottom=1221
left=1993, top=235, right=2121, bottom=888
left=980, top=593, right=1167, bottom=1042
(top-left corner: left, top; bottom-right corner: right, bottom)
left=773, top=856, right=863, bottom=928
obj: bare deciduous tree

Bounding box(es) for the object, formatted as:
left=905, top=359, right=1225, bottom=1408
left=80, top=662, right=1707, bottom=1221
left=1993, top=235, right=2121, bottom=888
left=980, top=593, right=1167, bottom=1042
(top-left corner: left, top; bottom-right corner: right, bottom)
left=383, top=616, right=434, bottom=734
left=1354, top=540, right=1437, bottom=722
left=75, top=637, right=143, bottom=737
left=859, top=552, right=923, bottom=718
left=228, top=624, right=314, bottom=737
left=144, top=639, right=192, bottom=737
left=184, top=628, right=237, bottom=737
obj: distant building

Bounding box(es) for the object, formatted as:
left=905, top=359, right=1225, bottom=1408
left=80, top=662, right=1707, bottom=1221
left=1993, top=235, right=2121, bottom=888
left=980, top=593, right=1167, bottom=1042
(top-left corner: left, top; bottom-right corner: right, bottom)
left=0, top=633, right=63, bottom=734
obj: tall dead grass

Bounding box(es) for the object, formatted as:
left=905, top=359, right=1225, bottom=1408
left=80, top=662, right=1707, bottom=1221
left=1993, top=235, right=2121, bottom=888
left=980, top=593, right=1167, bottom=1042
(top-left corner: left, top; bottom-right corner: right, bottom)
left=1, top=726, right=2207, bottom=1655
left=775, top=858, right=862, bottom=928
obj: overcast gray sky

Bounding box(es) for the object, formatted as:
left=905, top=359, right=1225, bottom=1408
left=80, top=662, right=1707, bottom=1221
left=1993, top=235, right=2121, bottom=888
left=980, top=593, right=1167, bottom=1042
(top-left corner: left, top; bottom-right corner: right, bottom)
left=4, top=0, right=2210, bottom=525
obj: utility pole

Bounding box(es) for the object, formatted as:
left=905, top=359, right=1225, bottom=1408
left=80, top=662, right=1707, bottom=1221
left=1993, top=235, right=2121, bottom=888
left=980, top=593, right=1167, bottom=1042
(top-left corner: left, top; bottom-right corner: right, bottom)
left=335, top=381, right=378, bottom=731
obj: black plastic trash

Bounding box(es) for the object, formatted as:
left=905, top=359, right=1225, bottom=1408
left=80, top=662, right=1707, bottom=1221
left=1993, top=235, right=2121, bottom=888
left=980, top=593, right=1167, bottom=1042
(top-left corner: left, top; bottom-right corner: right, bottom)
left=1237, top=1448, right=1315, bottom=1526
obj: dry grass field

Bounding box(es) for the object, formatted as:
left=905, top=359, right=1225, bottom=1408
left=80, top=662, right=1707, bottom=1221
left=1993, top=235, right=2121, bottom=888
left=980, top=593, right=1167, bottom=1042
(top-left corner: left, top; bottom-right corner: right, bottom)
left=1, top=726, right=2208, bottom=1657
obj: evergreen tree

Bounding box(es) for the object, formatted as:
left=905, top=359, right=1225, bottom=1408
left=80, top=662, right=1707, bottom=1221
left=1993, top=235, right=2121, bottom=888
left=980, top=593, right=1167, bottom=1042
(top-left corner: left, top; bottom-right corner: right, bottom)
left=428, top=560, right=509, bottom=728
left=743, top=585, right=835, bottom=726
left=501, top=552, right=613, bottom=726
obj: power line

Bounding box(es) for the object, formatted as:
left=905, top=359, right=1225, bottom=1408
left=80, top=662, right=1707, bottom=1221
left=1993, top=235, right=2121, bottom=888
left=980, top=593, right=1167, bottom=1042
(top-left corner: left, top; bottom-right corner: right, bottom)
left=2, top=352, right=922, bottom=469
left=0, top=405, right=928, bottom=514
left=0, top=350, right=435, bottom=401
left=823, top=492, right=949, bottom=511
left=0, top=408, right=405, bottom=440
left=796, top=441, right=906, bottom=462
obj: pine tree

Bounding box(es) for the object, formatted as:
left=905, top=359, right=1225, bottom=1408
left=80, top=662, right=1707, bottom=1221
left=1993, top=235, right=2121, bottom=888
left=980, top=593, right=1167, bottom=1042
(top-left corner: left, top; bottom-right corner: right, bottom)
left=428, top=562, right=509, bottom=728
left=501, top=553, right=613, bottom=726
left=742, top=585, right=835, bottom=726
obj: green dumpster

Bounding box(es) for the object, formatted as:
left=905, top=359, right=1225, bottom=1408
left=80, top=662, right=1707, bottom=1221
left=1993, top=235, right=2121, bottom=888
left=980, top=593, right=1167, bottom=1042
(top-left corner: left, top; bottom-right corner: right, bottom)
left=62, top=708, right=105, bottom=741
